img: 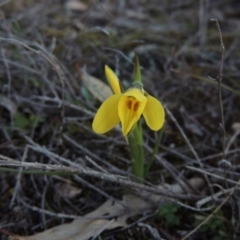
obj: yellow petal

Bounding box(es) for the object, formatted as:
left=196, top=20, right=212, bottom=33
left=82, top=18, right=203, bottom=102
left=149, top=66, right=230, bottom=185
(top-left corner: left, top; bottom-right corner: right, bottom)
left=124, top=88, right=146, bottom=102
left=105, top=65, right=122, bottom=94
left=143, top=94, right=165, bottom=131
left=118, top=90, right=147, bottom=136
left=92, top=94, right=121, bottom=134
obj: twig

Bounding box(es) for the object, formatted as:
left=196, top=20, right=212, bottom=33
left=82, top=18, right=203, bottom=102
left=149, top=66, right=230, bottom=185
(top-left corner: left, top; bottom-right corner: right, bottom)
left=225, top=130, right=240, bottom=155
left=199, top=0, right=208, bottom=48
left=165, top=107, right=213, bottom=195
left=138, top=223, right=161, bottom=240
left=0, top=154, right=200, bottom=201
left=101, top=47, right=134, bottom=65
left=181, top=184, right=235, bottom=240
left=63, top=134, right=127, bottom=175
left=210, top=19, right=226, bottom=158
left=0, top=37, right=65, bottom=135
left=196, top=187, right=233, bottom=208
left=41, top=176, right=48, bottom=230
left=9, top=146, right=29, bottom=208
left=186, top=166, right=240, bottom=186
left=85, top=156, right=109, bottom=174
left=19, top=198, right=79, bottom=219
left=145, top=144, right=199, bottom=195
left=1, top=48, right=11, bottom=98
left=73, top=175, right=124, bottom=207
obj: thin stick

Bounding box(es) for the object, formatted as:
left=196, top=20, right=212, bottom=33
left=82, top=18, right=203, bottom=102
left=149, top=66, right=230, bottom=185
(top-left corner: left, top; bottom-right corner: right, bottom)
left=199, top=0, right=208, bottom=48
left=19, top=198, right=79, bottom=219
left=210, top=19, right=226, bottom=158
left=0, top=37, right=65, bottom=134
left=9, top=146, right=29, bottom=208
left=166, top=107, right=213, bottom=195
left=0, top=154, right=200, bottom=201
left=1, top=48, right=11, bottom=98
left=181, top=185, right=235, bottom=240
left=186, top=166, right=240, bottom=186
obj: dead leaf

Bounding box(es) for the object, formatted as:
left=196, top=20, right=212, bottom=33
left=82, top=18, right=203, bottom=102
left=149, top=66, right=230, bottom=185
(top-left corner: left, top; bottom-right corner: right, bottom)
left=232, top=122, right=240, bottom=133
left=9, top=177, right=204, bottom=240
left=55, top=182, right=82, bottom=199
left=80, top=70, right=113, bottom=102
left=65, top=0, right=88, bottom=11
left=0, top=94, right=17, bottom=116
left=9, top=199, right=127, bottom=240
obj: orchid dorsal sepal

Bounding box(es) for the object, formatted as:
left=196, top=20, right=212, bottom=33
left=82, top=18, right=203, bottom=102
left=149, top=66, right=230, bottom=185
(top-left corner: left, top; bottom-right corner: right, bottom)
left=104, top=65, right=122, bottom=94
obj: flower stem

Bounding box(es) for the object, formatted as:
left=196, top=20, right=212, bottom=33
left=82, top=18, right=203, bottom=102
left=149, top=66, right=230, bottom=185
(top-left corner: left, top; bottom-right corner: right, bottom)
left=145, top=124, right=165, bottom=177
left=128, top=122, right=144, bottom=180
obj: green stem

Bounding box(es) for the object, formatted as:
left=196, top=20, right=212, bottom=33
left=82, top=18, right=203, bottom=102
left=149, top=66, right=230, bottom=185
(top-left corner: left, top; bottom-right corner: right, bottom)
left=145, top=124, right=165, bottom=177
left=128, top=122, right=144, bottom=180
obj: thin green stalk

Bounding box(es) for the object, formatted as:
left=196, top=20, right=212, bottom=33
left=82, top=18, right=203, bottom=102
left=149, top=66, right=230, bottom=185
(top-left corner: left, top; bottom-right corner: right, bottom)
left=134, top=122, right=144, bottom=178
left=145, top=124, right=165, bottom=177
left=128, top=122, right=144, bottom=180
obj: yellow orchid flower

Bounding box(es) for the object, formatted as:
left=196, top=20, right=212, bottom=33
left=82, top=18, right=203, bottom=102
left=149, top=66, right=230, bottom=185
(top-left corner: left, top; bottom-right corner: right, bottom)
left=92, top=80, right=165, bottom=136
left=93, top=57, right=164, bottom=179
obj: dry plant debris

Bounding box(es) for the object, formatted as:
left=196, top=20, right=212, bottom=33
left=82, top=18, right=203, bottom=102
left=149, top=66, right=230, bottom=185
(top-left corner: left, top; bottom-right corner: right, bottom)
left=0, top=0, right=240, bottom=239
left=9, top=178, right=204, bottom=240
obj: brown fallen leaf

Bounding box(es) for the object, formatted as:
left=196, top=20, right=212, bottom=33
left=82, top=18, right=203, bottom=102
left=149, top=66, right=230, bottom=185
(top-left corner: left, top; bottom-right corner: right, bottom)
left=232, top=122, right=240, bottom=133
left=0, top=94, right=17, bottom=116
left=9, top=178, right=204, bottom=240
left=80, top=69, right=113, bottom=102
left=65, top=0, right=88, bottom=11
left=54, top=182, right=82, bottom=200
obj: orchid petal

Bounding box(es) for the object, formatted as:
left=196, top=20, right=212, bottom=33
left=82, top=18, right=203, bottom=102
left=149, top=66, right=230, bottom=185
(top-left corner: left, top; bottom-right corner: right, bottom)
left=118, top=89, right=147, bottom=136
left=92, top=94, right=121, bottom=134
left=143, top=94, right=165, bottom=131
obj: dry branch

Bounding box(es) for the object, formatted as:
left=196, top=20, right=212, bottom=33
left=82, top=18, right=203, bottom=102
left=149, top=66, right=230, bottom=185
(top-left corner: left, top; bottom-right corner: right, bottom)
left=0, top=153, right=200, bottom=201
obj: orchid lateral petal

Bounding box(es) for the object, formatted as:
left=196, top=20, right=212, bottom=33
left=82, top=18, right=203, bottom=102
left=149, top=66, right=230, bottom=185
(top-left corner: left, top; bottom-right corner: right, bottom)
left=143, top=94, right=165, bottom=131
left=92, top=94, right=121, bottom=134
left=105, top=65, right=122, bottom=94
